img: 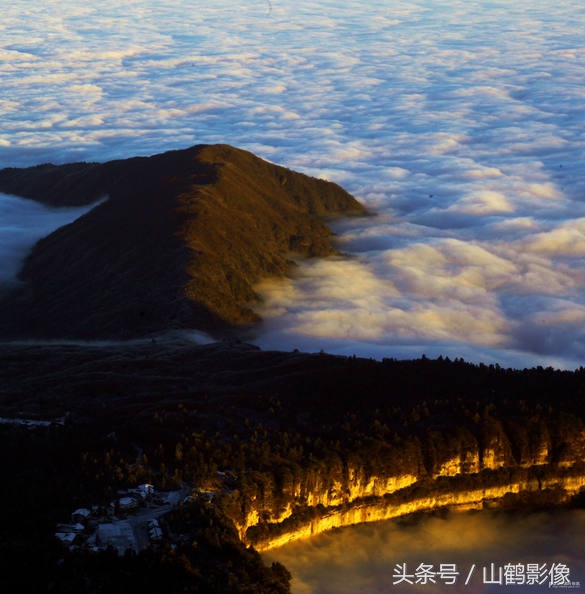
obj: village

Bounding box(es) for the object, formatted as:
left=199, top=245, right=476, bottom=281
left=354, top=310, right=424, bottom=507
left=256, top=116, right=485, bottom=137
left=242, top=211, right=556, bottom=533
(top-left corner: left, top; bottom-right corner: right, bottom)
left=54, top=482, right=216, bottom=554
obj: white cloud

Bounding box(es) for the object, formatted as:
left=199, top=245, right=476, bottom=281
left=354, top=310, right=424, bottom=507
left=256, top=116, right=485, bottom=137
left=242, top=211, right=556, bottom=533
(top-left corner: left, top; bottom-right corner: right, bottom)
left=0, top=193, right=104, bottom=288
left=2, top=0, right=585, bottom=370
left=460, top=166, right=505, bottom=180
left=521, top=218, right=585, bottom=257
left=490, top=217, right=539, bottom=232
left=525, top=182, right=564, bottom=200
left=455, top=191, right=515, bottom=215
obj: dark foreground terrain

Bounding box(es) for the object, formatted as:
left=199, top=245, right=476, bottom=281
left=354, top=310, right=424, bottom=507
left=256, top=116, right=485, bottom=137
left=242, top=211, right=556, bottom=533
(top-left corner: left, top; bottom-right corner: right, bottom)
left=2, top=339, right=585, bottom=592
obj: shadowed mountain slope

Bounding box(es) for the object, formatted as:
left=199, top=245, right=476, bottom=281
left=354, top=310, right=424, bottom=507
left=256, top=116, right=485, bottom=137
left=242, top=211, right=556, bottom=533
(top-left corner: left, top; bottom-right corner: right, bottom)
left=0, top=144, right=365, bottom=339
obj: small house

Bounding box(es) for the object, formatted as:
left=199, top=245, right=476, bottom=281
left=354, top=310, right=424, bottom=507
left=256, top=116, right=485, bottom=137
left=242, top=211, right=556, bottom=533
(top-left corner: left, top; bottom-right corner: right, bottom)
left=118, top=496, right=138, bottom=511
left=71, top=508, right=91, bottom=524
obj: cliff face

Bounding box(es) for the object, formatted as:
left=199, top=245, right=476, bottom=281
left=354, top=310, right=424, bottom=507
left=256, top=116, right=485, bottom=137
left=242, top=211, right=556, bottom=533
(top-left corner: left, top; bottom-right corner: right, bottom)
left=0, top=144, right=365, bottom=339
left=248, top=473, right=585, bottom=551
left=223, top=417, right=585, bottom=550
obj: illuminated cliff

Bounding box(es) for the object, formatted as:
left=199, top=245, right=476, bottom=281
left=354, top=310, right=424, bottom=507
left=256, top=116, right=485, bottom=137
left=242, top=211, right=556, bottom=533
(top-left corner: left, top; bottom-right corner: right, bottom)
left=219, top=418, right=585, bottom=551
left=246, top=470, right=585, bottom=551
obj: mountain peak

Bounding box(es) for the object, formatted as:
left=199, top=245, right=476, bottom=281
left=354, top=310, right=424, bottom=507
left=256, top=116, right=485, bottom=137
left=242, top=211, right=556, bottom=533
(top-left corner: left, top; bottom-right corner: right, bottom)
left=0, top=145, right=366, bottom=339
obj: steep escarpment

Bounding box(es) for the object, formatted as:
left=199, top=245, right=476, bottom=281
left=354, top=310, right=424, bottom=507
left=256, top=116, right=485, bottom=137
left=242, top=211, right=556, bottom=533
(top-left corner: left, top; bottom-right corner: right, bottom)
left=0, top=145, right=365, bottom=339
left=247, top=471, right=585, bottom=551
left=219, top=413, right=585, bottom=550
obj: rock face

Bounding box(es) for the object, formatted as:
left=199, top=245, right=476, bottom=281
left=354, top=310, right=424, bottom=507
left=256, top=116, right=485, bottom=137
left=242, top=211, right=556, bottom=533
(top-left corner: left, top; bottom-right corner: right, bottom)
left=246, top=471, right=585, bottom=551
left=0, top=145, right=365, bottom=339
left=225, top=417, right=585, bottom=551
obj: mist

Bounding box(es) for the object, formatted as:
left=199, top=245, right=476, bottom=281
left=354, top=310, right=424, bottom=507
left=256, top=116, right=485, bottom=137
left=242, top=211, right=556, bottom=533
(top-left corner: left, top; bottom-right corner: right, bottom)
left=265, top=510, right=585, bottom=594
left=0, top=193, right=104, bottom=290
left=3, top=0, right=585, bottom=368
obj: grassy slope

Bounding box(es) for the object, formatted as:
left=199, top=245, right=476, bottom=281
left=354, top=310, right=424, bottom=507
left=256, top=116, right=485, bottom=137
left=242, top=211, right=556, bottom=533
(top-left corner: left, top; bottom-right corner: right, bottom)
left=0, top=145, right=365, bottom=339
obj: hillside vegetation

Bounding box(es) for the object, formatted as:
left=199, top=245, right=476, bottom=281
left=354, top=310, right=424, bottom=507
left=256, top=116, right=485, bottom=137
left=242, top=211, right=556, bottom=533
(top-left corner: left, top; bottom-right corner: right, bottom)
left=0, top=145, right=365, bottom=339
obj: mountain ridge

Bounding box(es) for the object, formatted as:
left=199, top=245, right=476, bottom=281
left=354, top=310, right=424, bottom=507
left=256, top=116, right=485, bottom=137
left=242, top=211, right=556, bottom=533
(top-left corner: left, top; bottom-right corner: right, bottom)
left=0, top=144, right=366, bottom=339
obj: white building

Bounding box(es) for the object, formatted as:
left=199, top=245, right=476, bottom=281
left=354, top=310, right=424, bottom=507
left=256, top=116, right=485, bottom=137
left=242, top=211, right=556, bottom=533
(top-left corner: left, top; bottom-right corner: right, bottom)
left=71, top=508, right=91, bottom=523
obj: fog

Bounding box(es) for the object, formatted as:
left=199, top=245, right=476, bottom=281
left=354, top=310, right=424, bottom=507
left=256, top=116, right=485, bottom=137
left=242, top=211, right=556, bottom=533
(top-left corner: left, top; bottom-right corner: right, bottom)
left=0, top=192, right=103, bottom=290
left=265, top=510, right=585, bottom=594
left=3, top=0, right=585, bottom=368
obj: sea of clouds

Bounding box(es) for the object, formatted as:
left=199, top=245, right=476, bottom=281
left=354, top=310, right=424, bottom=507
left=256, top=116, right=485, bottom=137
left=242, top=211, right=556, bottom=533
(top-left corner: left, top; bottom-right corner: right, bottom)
left=265, top=510, right=585, bottom=594
left=0, top=193, right=102, bottom=290
left=2, top=0, right=585, bottom=368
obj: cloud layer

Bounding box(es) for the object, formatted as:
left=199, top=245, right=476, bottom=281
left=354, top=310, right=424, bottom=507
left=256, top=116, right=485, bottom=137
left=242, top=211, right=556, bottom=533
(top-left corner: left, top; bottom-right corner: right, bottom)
left=265, top=510, right=585, bottom=594
left=0, top=193, right=102, bottom=291
left=3, top=0, right=585, bottom=368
